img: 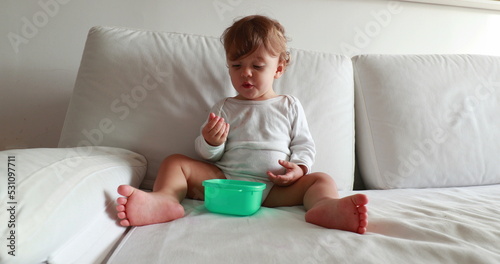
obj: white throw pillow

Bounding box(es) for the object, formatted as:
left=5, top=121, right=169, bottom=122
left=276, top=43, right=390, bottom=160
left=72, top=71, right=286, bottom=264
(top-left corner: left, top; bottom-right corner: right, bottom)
left=354, top=54, right=500, bottom=189
left=0, top=146, right=146, bottom=263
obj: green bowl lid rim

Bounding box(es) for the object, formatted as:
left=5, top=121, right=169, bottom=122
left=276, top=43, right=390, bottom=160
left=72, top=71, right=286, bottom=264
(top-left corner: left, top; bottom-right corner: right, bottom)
left=203, top=179, right=266, bottom=190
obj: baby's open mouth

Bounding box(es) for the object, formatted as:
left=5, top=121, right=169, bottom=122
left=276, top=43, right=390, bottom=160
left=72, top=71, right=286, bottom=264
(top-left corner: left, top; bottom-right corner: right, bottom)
left=242, top=82, right=253, bottom=88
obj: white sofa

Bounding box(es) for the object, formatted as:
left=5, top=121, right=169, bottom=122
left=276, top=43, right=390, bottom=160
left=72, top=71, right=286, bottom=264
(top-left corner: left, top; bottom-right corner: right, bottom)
left=1, top=26, right=499, bottom=264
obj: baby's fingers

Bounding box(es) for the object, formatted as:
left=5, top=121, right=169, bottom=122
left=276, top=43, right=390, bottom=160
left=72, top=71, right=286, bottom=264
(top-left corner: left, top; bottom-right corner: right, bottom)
left=210, top=120, right=230, bottom=145
left=205, top=113, right=221, bottom=129
left=203, top=115, right=222, bottom=134
left=267, top=171, right=293, bottom=186
left=210, top=117, right=227, bottom=137
left=215, top=117, right=228, bottom=133
left=278, top=159, right=296, bottom=170
left=221, top=123, right=230, bottom=139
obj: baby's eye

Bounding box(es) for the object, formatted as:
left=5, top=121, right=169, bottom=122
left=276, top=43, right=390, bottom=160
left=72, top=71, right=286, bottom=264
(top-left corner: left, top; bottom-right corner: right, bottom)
left=231, top=64, right=241, bottom=68
left=253, top=65, right=264, bottom=69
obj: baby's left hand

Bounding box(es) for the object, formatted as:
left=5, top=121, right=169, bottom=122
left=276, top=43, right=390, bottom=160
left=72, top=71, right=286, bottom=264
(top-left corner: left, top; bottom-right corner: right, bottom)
left=267, top=160, right=306, bottom=187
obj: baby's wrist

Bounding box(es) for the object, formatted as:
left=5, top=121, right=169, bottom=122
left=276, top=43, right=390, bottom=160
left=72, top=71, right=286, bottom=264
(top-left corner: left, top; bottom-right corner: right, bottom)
left=298, top=165, right=308, bottom=176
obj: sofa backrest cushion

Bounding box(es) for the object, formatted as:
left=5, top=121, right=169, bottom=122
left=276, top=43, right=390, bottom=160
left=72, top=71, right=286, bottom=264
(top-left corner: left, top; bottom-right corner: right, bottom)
left=59, top=26, right=355, bottom=190
left=354, top=54, right=500, bottom=189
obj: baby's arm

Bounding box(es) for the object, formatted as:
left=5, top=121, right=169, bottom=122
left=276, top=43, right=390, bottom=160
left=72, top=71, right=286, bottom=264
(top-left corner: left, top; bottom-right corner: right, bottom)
left=267, top=160, right=306, bottom=186
left=288, top=98, right=315, bottom=173
left=267, top=97, right=315, bottom=186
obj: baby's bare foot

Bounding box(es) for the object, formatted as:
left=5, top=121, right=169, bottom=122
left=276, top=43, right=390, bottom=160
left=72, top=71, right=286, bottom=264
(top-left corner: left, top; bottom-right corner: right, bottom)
left=116, top=185, right=185, bottom=227
left=305, top=194, right=368, bottom=234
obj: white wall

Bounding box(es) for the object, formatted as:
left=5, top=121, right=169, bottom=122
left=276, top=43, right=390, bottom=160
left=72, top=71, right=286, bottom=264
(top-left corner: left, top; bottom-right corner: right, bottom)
left=1, top=0, right=499, bottom=150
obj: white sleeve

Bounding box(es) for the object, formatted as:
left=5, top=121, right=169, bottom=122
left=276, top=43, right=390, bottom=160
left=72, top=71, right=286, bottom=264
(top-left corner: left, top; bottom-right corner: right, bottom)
left=195, top=135, right=225, bottom=162
left=288, top=97, right=316, bottom=174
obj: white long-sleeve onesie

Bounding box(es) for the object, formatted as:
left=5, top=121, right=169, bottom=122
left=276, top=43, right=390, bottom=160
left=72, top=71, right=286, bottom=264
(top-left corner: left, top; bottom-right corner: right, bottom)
left=195, top=95, right=316, bottom=184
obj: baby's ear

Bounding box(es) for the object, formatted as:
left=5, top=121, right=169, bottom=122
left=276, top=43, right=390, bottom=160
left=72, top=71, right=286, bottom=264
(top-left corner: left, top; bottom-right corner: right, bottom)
left=274, top=63, right=285, bottom=79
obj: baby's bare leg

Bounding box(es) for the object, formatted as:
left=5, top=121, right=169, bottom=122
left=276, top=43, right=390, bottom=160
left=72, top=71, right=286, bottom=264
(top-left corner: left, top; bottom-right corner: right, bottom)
left=116, top=154, right=224, bottom=226
left=263, top=173, right=368, bottom=234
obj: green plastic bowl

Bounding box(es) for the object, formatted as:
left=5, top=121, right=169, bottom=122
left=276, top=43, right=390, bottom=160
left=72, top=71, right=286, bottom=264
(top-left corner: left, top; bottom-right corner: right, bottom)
left=203, top=179, right=266, bottom=216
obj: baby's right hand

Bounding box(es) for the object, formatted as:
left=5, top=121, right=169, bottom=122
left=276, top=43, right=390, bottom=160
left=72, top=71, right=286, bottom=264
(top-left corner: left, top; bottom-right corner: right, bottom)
left=202, top=113, right=230, bottom=146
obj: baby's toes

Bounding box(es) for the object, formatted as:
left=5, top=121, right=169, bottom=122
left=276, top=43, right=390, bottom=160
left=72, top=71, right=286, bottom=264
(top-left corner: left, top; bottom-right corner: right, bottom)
left=120, top=219, right=131, bottom=227
left=359, top=212, right=368, bottom=230
left=357, top=204, right=368, bottom=214
left=116, top=204, right=126, bottom=212
left=117, top=185, right=135, bottom=197
left=117, top=211, right=127, bottom=219
left=117, top=196, right=128, bottom=206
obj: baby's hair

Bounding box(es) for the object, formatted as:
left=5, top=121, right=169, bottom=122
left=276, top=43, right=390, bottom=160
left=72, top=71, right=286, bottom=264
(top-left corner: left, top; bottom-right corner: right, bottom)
left=221, top=15, right=290, bottom=67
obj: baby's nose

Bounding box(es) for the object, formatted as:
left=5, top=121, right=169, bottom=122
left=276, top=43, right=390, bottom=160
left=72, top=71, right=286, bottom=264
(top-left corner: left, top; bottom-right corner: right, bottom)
left=241, top=67, right=252, bottom=77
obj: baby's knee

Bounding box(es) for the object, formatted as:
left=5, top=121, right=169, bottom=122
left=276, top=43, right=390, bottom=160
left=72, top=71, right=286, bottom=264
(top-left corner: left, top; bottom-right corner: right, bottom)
left=309, top=172, right=335, bottom=184
left=162, top=153, right=192, bottom=165
left=164, top=153, right=187, bottom=160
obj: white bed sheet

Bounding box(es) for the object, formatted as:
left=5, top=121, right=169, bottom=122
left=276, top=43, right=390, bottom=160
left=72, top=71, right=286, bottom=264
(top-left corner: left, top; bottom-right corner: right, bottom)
left=107, top=184, right=500, bottom=263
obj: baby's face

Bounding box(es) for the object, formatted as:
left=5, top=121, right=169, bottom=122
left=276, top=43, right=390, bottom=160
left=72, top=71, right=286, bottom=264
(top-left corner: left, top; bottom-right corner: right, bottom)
left=227, top=45, right=284, bottom=101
